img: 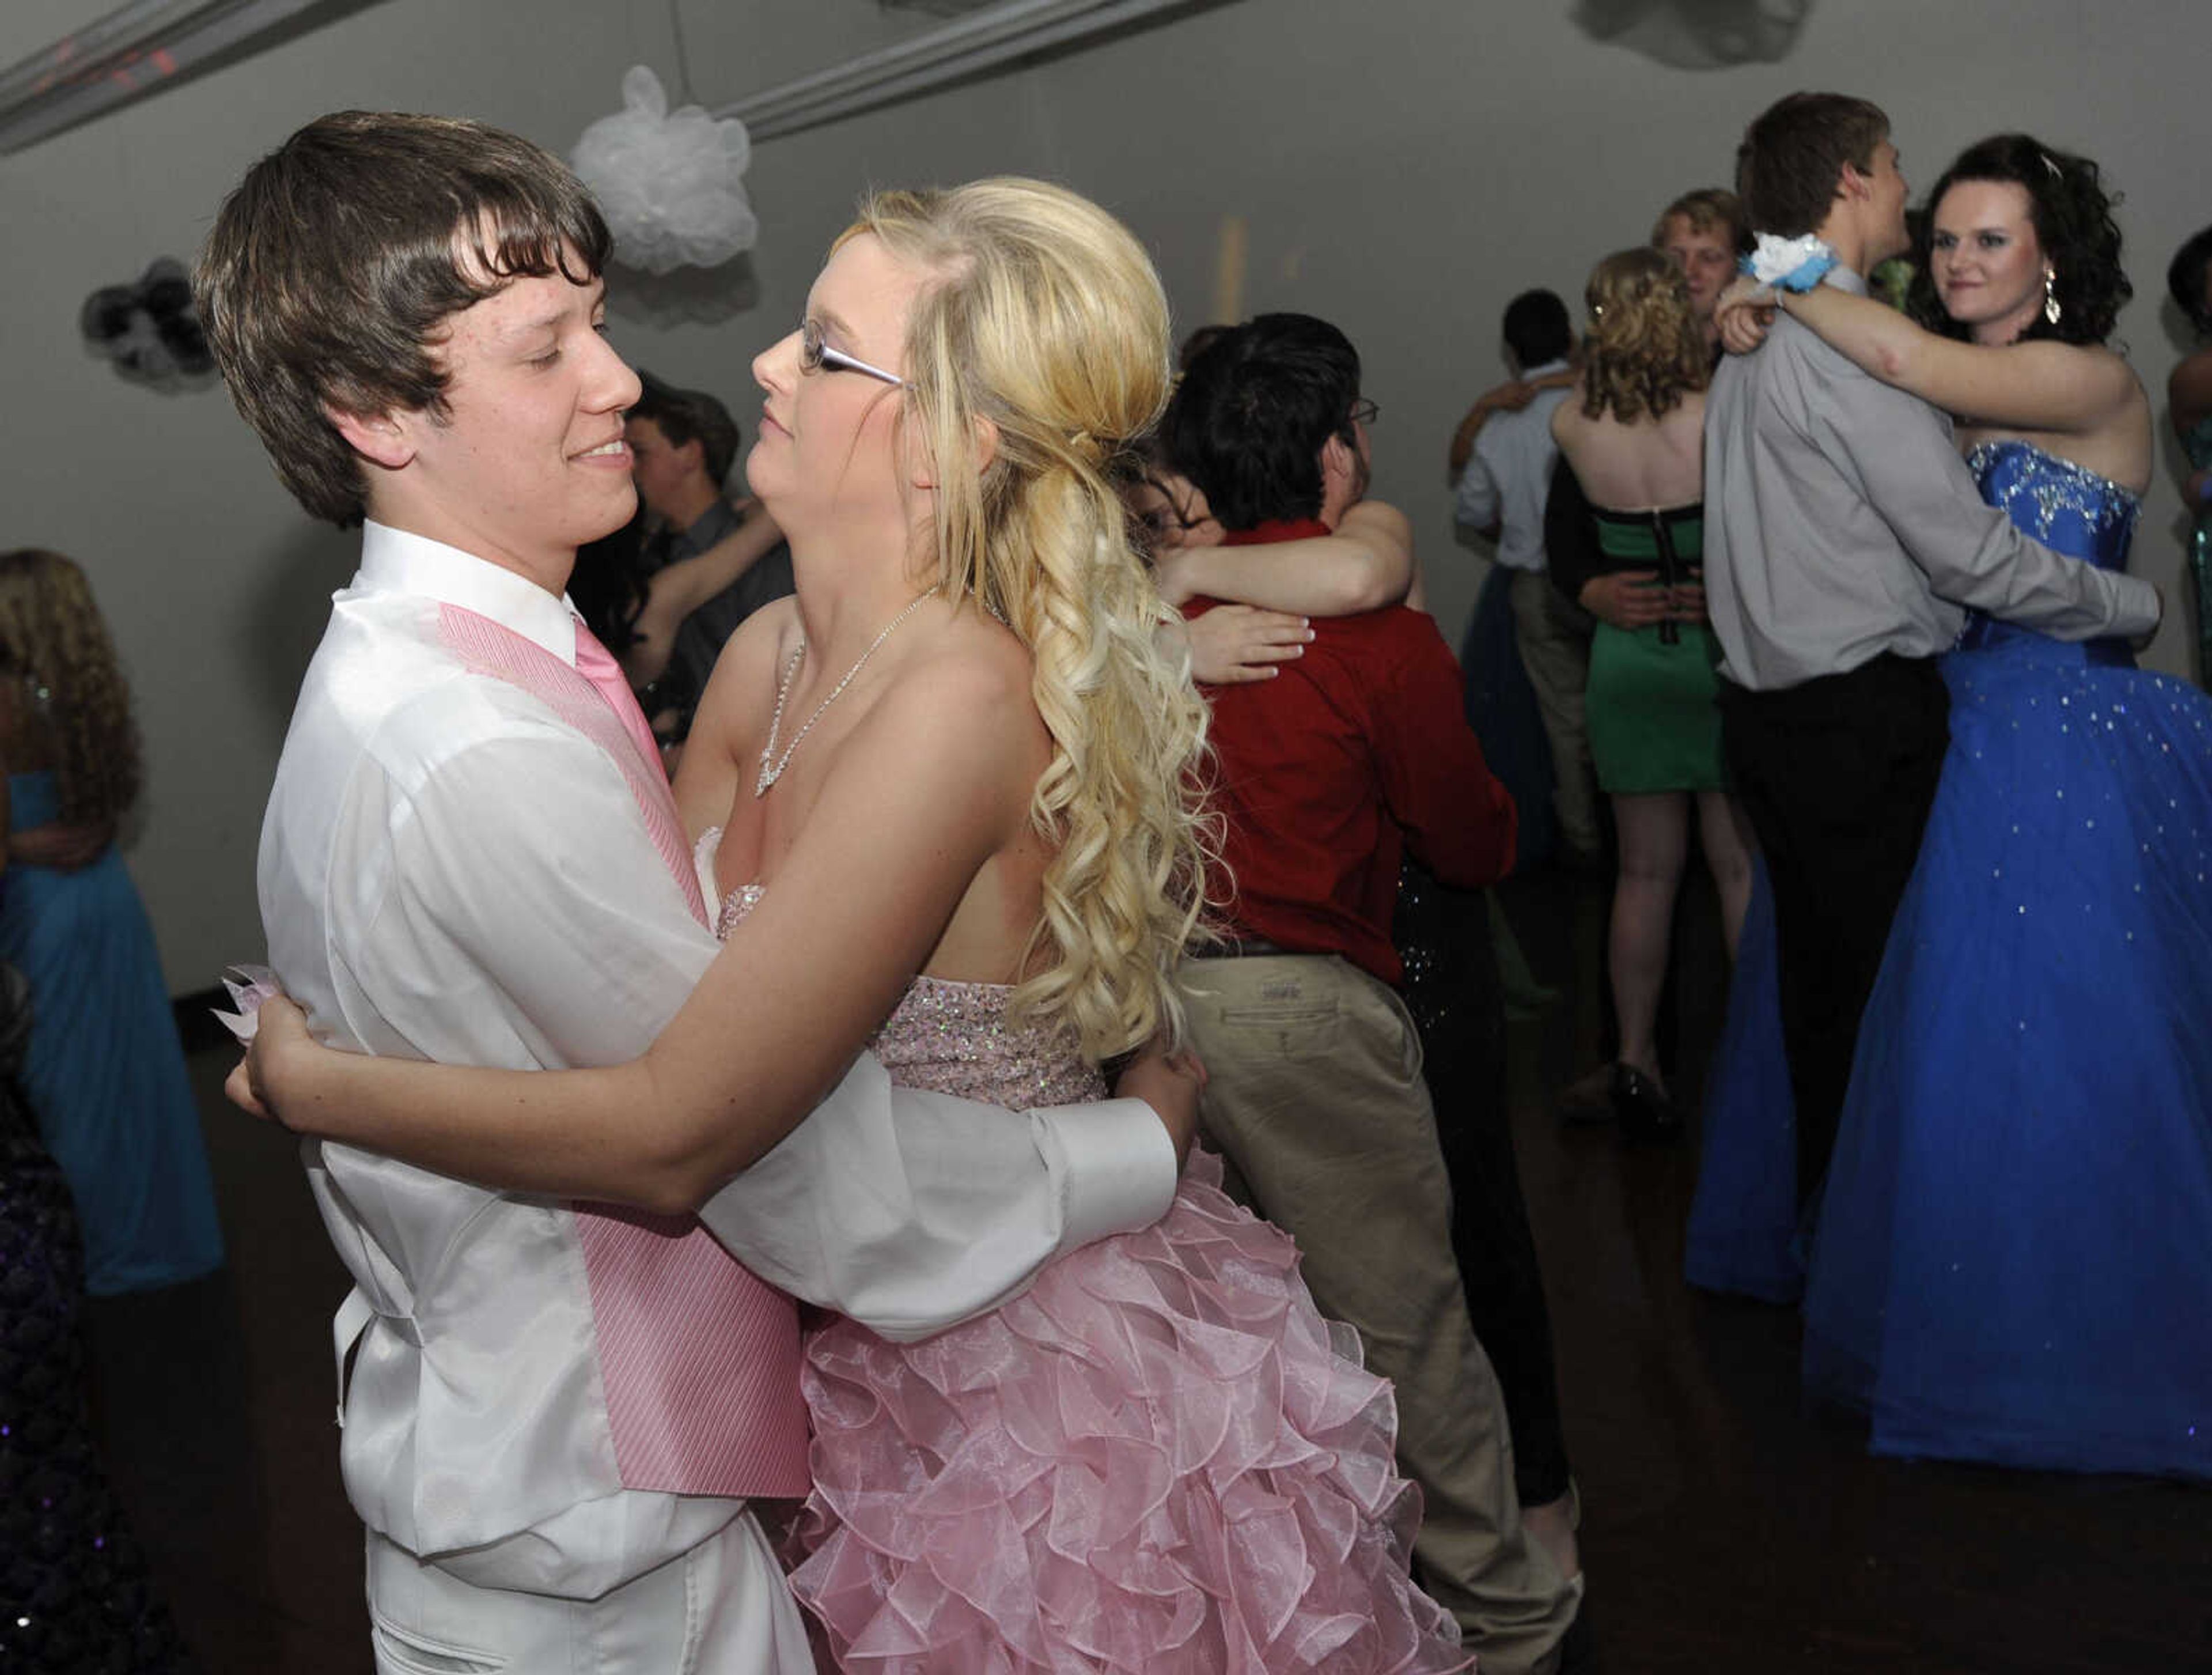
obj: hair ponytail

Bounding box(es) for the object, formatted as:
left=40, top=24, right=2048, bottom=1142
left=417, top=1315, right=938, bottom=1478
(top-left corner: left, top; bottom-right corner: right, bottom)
left=850, top=180, right=1214, bottom=1059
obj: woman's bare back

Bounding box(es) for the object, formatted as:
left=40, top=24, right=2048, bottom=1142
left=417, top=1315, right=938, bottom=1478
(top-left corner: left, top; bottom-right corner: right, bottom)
left=1552, top=390, right=1707, bottom=511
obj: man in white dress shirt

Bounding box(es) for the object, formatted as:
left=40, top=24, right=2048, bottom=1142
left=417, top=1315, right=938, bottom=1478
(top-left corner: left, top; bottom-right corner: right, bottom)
left=1452, top=288, right=1597, bottom=862
left=199, top=111, right=1192, bottom=1672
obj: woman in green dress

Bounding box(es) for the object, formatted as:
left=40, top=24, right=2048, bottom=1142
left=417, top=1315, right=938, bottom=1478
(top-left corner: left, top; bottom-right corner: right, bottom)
left=2165, top=225, right=2212, bottom=684
left=1550, top=248, right=1755, bottom=1136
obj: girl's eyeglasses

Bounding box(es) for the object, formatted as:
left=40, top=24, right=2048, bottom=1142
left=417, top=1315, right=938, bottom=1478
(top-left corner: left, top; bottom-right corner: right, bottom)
left=800, top=318, right=904, bottom=388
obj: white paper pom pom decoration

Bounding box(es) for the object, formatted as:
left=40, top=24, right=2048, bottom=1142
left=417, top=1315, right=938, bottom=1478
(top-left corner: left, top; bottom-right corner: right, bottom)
left=571, top=66, right=758, bottom=275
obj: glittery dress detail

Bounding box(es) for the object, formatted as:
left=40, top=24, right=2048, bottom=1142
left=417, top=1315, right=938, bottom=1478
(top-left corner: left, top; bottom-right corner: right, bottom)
left=1691, top=440, right=2212, bottom=1480
left=0, top=967, right=199, bottom=1671
left=699, top=835, right=1466, bottom=1671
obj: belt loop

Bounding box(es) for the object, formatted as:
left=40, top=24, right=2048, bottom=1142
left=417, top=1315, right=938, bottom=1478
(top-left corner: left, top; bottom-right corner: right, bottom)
left=332, top=1287, right=375, bottom=1428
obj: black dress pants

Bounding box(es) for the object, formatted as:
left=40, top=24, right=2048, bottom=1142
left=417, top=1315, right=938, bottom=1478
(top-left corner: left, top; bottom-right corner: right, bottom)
left=1719, top=656, right=1950, bottom=1209
left=1395, top=863, right=1570, bottom=1507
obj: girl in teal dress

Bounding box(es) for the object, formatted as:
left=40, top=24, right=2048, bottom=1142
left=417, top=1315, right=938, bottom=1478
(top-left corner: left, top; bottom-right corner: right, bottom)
left=0, top=550, right=221, bottom=1296
left=1550, top=248, right=1756, bottom=1136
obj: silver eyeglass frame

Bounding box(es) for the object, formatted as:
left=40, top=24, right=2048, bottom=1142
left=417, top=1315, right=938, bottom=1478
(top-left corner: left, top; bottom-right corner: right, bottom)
left=801, top=318, right=904, bottom=387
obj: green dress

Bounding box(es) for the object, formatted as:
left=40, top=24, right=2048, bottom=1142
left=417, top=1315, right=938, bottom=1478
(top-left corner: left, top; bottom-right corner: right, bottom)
left=1584, top=503, right=1727, bottom=793
left=2181, top=415, right=2212, bottom=685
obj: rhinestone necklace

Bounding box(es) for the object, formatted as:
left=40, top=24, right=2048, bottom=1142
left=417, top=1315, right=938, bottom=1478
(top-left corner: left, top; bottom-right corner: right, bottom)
left=756, top=586, right=942, bottom=796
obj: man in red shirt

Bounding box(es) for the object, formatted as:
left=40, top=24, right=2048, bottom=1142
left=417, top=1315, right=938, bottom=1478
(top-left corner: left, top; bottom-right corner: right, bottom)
left=1165, top=314, right=1581, bottom=1675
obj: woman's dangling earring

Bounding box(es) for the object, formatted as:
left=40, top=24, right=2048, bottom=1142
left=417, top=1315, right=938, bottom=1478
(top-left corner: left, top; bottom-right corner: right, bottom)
left=2043, top=268, right=2062, bottom=327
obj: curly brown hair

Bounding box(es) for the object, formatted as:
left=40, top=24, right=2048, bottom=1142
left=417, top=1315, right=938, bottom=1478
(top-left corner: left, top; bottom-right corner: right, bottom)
left=1580, top=248, right=1709, bottom=423
left=0, top=550, right=142, bottom=825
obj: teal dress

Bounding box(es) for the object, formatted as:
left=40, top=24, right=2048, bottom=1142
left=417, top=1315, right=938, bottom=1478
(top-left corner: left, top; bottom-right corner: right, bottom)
left=1582, top=503, right=1727, bottom=792
left=2182, top=414, right=2212, bottom=683
left=0, top=772, right=222, bottom=1294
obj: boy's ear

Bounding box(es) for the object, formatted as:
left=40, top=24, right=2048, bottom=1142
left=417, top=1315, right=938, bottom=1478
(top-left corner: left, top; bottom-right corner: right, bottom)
left=1320, top=430, right=1355, bottom=494
left=325, top=403, right=416, bottom=471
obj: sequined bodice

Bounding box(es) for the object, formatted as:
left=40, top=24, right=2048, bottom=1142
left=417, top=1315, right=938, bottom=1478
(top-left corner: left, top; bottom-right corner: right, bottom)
left=1956, top=440, right=2140, bottom=666
left=695, top=828, right=1104, bottom=1107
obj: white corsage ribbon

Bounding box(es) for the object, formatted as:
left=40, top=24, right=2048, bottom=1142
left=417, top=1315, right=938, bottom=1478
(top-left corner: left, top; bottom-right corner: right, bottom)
left=1742, top=233, right=1838, bottom=293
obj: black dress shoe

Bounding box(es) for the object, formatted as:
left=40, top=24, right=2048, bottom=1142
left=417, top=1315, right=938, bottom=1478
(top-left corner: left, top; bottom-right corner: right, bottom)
left=1556, top=1062, right=1618, bottom=1125
left=1610, top=1063, right=1681, bottom=1142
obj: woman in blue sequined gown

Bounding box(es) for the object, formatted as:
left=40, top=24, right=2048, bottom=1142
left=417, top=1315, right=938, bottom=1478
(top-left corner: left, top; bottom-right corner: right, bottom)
left=1690, top=137, right=2212, bottom=1479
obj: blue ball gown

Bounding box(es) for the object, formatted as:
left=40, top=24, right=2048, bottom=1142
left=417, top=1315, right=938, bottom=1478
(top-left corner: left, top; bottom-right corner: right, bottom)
left=0, top=771, right=222, bottom=1295
left=1687, top=439, right=2212, bottom=1480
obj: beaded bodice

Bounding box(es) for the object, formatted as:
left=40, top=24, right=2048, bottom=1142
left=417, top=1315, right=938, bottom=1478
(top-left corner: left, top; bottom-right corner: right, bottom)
left=1955, top=440, right=2140, bottom=667
left=695, top=828, right=1104, bottom=1108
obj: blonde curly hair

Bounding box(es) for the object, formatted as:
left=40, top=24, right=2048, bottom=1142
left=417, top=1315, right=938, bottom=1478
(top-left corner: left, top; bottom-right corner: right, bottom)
left=1580, top=247, right=1709, bottom=424
left=842, top=179, right=1213, bottom=1060
left=0, top=550, right=142, bottom=825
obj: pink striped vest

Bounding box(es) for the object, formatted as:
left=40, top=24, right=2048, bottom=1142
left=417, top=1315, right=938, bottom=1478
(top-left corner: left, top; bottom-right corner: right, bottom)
left=438, top=602, right=810, bottom=1499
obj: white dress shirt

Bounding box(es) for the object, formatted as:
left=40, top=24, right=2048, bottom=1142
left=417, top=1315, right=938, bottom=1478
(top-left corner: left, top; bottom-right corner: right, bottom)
left=259, top=521, right=1176, bottom=1600
left=1454, top=360, right=1573, bottom=572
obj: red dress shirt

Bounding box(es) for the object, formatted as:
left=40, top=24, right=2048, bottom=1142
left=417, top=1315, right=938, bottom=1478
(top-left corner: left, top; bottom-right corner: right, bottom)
left=1187, top=518, right=1517, bottom=985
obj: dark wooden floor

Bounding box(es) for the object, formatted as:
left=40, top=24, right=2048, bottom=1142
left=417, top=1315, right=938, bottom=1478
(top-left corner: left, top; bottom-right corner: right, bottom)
left=92, top=868, right=2212, bottom=1672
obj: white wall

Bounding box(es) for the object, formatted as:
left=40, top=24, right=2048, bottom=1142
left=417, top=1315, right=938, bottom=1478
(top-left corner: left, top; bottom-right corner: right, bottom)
left=2, top=0, right=2204, bottom=989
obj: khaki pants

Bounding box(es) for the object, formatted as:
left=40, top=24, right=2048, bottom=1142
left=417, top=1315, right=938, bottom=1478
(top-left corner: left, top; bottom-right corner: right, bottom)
left=1186, top=952, right=1580, bottom=1675
left=1509, top=569, right=1601, bottom=858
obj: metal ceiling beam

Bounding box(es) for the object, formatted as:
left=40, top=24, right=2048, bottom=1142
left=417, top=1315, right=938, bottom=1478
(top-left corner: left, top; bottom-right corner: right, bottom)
left=723, top=0, right=1220, bottom=142
left=0, top=0, right=350, bottom=154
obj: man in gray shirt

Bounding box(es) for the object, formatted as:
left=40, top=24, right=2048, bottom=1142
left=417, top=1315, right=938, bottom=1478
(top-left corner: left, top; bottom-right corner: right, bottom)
left=1705, top=92, right=2158, bottom=1207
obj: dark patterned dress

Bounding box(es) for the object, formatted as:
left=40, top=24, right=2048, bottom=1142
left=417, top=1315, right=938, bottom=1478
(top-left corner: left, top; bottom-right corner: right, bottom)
left=0, top=964, right=199, bottom=1672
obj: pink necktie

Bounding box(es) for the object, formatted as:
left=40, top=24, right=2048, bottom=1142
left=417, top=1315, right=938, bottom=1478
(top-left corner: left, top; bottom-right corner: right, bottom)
left=571, top=618, right=665, bottom=776
left=442, top=604, right=810, bottom=1497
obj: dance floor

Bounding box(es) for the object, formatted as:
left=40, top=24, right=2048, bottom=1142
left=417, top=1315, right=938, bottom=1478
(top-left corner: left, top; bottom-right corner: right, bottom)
left=100, top=866, right=2209, bottom=1672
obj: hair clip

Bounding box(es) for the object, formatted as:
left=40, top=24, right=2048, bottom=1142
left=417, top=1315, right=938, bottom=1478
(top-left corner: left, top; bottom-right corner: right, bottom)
left=2041, top=152, right=2062, bottom=179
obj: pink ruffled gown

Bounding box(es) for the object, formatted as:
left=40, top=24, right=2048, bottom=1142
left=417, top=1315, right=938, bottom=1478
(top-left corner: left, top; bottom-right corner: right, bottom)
left=709, top=850, right=1468, bottom=1673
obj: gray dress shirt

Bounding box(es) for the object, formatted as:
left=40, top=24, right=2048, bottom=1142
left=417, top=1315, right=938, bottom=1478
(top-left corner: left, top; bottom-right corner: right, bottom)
left=1702, top=267, right=2158, bottom=690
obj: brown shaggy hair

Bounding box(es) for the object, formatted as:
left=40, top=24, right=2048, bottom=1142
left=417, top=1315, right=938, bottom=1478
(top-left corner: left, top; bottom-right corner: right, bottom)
left=196, top=111, right=611, bottom=528
left=1651, top=187, right=1751, bottom=256
left=1734, top=92, right=1890, bottom=238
